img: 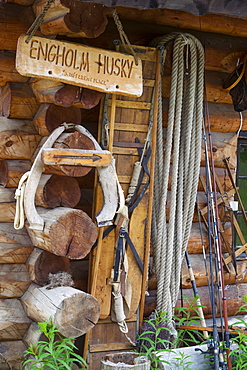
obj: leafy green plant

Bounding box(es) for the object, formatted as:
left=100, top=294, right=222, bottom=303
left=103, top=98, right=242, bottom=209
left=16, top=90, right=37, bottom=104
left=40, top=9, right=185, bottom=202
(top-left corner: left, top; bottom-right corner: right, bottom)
left=173, top=295, right=205, bottom=348
left=230, top=295, right=247, bottom=370
left=170, top=352, right=196, bottom=370
left=137, top=310, right=174, bottom=369
left=137, top=296, right=207, bottom=369
left=22, top=320, right=89, bottom=370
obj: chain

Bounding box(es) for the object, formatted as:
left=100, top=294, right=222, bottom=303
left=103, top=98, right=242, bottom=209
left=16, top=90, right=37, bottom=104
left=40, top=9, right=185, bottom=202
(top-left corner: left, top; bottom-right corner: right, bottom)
left=112, top=9, right=138, bottom=65
left=25, top=0, right=55, bottom=44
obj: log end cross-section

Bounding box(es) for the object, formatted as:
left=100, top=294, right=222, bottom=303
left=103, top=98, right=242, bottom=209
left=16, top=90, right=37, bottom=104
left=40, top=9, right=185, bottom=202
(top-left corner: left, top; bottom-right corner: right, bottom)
left=26, top=207, right=98, bottom=259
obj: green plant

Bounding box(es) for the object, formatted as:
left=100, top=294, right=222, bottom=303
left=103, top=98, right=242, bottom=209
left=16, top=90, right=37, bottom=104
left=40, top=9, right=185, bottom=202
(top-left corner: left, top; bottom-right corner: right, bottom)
left=170, top=352, right=196, bottom=370
left=137, top=310, right=174, bottom=369
left=22, top=320, right=89, bottom=370
left=230, top=295, right=247, bottom=370
left=173, top=295, right=205, bottom=348
left=137, top=297, right=207, bottom=369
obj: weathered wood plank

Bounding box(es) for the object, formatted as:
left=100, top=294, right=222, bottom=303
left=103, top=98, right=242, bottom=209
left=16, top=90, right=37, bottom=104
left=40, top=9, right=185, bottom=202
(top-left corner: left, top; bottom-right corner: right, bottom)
left=0, top=264, right=31, bottom=298
left=0, top=299, right=31, bottom=340
left=0, top=243, right=33, bottom=264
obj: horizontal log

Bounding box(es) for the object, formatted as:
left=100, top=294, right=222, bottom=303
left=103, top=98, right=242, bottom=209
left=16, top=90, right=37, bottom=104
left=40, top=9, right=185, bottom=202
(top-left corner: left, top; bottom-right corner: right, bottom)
left=0, top=203, right=16, bottom=222
left=116, top=7, right=247, bottom=39
left=29, top=78, right=103, bottom=108
left=83, top=18, right=247, bottom=73
left=0, top=341, right=27, bottom=369
left=6, top=0, right=35, bottom=4
left=21, top=283, right=100, bottom=337
left=0, top=82, right=39, bottom=119
left=0, top=243, right=33, bottom=264
left=0, top=222, right=32, bottom=245
left=0, top=263, right=31, bottom=298
left=0, top=51, right=29, bottom=86
left=35, top=174, right=81, bottom=208
left=23, top=321, right=46, bottom=349
left=55, top=84, right=104, bottom=109
left=33, top=103, right=81, bottom=136
left=0, top=299, right=31, bottom=340
left=33, top=0, right=111, bottom=38
left=0, top=186, right=15, bottom=202
left=0, top=4, right=34, bottom=51
left=29, top=78, right=64, bottom=103
left=36, top=132, right=95, bottom=177
left=27, top=248, right=70, bottom=285
left=162, top=97, right=246, bottom=133
left=162, top=71, right=232, bottom=106
left=0, top=159, right=31, bottom=187
left=148, top=253, right=243, bottom=290
left=181, top=254, right=247, bottom=288
left=145, top=284, right=247, bottom=318
left=0, top=118, right=41, bottom=159
left=26, top=207, right=98, bottom=259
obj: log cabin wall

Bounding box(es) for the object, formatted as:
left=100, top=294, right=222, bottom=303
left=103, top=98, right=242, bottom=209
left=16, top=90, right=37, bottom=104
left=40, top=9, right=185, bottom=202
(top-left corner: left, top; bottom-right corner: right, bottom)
left=0, top=0, right=247, bottom=368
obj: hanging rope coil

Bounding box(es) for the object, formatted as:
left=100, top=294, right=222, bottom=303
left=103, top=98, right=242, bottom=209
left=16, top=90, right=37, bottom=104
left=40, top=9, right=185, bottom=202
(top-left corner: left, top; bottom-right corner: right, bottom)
left=151, top=33, right=204, bottom=322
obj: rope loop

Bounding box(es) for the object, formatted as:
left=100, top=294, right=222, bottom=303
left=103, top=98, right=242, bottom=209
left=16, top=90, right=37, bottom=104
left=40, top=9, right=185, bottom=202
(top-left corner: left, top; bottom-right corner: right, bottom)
left=151, top=32, right=204, bottom=321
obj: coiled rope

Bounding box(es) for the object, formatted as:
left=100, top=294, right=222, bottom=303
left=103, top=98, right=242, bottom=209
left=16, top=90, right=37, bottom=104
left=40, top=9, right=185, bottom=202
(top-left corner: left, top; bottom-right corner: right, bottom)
left=151, top=33, right=204, bottom=323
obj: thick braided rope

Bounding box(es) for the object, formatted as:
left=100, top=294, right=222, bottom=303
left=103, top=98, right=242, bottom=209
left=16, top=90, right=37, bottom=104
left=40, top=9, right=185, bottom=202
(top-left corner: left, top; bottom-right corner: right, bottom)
left=171, top=39, right=204, bottom=307
left=151, top=33, right=204, bottom=320
left=155, top=36, right=181, bottom=314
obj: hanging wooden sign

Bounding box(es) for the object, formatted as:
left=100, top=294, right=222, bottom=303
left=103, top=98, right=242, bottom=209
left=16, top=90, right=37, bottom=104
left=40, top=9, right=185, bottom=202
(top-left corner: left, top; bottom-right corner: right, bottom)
left=15, top=35, right=143, bottom=97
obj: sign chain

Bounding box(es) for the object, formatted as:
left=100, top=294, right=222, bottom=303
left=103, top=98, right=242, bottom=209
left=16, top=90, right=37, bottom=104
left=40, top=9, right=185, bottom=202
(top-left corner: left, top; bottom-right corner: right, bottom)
left=112, top=9, right=138, bottom=65
left=25, top=0, right=55, bottom=44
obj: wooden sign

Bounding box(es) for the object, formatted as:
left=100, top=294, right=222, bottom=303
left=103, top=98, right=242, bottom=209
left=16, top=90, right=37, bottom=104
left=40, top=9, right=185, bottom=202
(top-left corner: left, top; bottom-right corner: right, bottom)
left=42, top=148, right=112, bottom=167
left=16, top=35, right=143, bottom=97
